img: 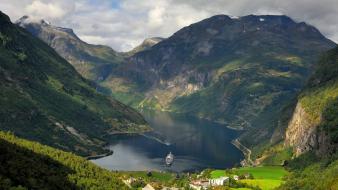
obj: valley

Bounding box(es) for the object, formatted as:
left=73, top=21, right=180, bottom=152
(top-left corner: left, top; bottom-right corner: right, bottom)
left=92, top=111, right=243, bottom=172
left=0, top=3, right=337, bottom=190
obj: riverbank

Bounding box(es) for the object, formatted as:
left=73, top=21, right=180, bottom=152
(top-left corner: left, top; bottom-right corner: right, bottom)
left=232, top=138, right=254, bottom=166
left=86, top=151, right=113, bottom=160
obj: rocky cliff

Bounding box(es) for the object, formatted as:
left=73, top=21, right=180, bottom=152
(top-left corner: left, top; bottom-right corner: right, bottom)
left=284, top=47, right=338, bottom=157
left=285, top=102, right=329, bottom=156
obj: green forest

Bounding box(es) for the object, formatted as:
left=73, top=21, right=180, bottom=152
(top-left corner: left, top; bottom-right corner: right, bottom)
left=0, top=131, right=127, bottom=190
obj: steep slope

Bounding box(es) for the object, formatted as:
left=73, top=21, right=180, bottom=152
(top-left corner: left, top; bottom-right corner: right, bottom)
left=109, top=15, right=335, bottom=136
left=0, top=131, right=128, bottom=190
left=126, top=37, right=164, bottom=56
left=16, top=14, right=336, bottom=150
left=245, top=47, right=338, bottom=165
left=0, top=11, right=148, bottom=156
left=16, top=16, right=123, bottom=81
left=252, top=47, right=338, bottom=190
left=285, top=46, right=338, bottom=156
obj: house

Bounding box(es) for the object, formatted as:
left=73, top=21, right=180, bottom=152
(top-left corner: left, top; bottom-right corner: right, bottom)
left=209, top=177, right=229, bottom=186
left=233, top=175, right=239, bottom=180
left=189, top=180, right=210, bottom=190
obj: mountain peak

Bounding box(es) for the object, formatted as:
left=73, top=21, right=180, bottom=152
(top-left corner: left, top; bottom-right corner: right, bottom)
left=0, top=11, right=11, bottom=25
left=16, top=15, right=79, bottom=41
left=142, top=37, right=164, bottom=46
left=127, top=37, right=165, bottom=55
left=16, top=15, right=51, bottom=27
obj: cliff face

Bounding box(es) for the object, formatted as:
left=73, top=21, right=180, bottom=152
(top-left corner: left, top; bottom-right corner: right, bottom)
left=285, top=102, right=336, bottom=157
left=285, top=103, right=320, bottom=156
left=285, top=47, right=338, bottom=157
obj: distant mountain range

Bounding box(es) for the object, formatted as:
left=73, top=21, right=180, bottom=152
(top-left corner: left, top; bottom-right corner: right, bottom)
left=17, top=14, right=336, bottom=150
left=16, top=15, right=124, bottom=81
left=0, top=11, right=148, bottom=156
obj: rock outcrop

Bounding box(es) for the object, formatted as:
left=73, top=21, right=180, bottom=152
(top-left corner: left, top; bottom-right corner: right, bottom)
left=285, top=102, right=320, bottom=156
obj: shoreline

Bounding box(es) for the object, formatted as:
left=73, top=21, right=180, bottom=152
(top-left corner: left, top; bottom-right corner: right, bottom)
left=86, top=151, right=113, bottom=160
left=231, top=138, right=254, bottom=166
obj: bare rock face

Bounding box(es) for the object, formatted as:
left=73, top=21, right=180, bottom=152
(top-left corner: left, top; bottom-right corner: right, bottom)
left=285, top=102, right=333, bottom=156
left=285, top=102, right=318, bottom=156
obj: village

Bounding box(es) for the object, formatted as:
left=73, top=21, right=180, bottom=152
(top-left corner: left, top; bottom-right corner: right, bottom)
left=121, top=168, right=257, bottom=190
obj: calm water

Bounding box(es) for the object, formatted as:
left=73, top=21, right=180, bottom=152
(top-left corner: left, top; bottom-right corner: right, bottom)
left=92, top=111, right=243, bottom=172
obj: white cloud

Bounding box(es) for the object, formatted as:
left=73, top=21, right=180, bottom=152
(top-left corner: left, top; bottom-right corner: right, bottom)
left=1, top=0, right=337, bottom=51
left=25, top=0, right=69, bottom=19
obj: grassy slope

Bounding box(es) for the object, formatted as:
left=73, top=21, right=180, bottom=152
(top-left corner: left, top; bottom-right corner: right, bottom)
left=0, top=131, right=127, bottom=190
left=277, top=153, right=338, bottom=190
left=299, top=47, right=338, bottom=142
left=0, top=11, right=148, bottom=156
left=210, top=166, right=287, bottom=190
left=276, top=47, right=338, bottom=190
left=253, top=47, right=338, bottom=189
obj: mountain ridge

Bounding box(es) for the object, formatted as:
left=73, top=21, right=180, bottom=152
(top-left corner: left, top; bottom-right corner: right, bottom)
left=0, top=11, right=148, bottom=156
left=15, top=12, right=336, bottom=155
left=16, top=15, right=124, bottom=81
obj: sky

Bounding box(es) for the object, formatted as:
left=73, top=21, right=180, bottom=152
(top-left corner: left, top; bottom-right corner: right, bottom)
left=1, top=0, right=338, bottom=51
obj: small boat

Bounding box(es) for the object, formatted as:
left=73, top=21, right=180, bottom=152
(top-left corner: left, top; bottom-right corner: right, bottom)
left=165, top=152, right=174, bottom=166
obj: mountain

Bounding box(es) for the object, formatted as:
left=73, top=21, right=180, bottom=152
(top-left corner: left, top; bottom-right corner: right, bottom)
left=17, top=14, right=336, bottom=151
left=285, top=46, right=338, bottom=156
left=274, top=47, right=338, bottom=190
left=0, top=131, right=128, bottom=190
left=0, top=11, right=148, bottom=156
left=16, top=16, right=124, bottom=81
left=126, top=37, right=164, bottom=56
left=107, top=15, right=335, bottom=143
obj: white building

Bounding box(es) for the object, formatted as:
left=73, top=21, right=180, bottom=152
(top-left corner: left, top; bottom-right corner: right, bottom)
left=209, top=176, right=229, bottom=186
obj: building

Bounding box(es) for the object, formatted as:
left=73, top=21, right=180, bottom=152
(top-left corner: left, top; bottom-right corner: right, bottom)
left=209, top=176, right=229, bottom=186
left=189, top=180, right=210, bottom=190
left=142, top=184, right=155, bottom=190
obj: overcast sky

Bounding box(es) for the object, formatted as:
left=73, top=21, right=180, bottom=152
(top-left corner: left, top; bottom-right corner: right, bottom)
left=1, top=0, right=338, bottom=51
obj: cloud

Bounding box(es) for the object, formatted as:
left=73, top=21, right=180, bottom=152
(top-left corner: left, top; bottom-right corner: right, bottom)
left=25, top=0, right=72, bottom=19
left=1, top=0, right=337, bottom=51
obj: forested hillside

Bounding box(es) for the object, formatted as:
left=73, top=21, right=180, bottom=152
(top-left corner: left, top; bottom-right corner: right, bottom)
left=17, top=14, right=337, bottom=153
left=0, top=11, right=148, bottom=156
left=0, top=131, right=127, bottom=190
left=252, top=47, right=338, bottom=189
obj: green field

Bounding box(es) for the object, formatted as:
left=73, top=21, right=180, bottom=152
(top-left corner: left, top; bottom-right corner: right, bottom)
left=210, top=166, right=287, bottom=190
left=236, top=166, right=287, bottom=180
left=241, top=179, right=283, bottom=190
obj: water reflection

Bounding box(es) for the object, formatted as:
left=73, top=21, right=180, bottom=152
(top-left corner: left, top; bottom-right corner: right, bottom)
left=92, top=111, right=243, bottom=172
